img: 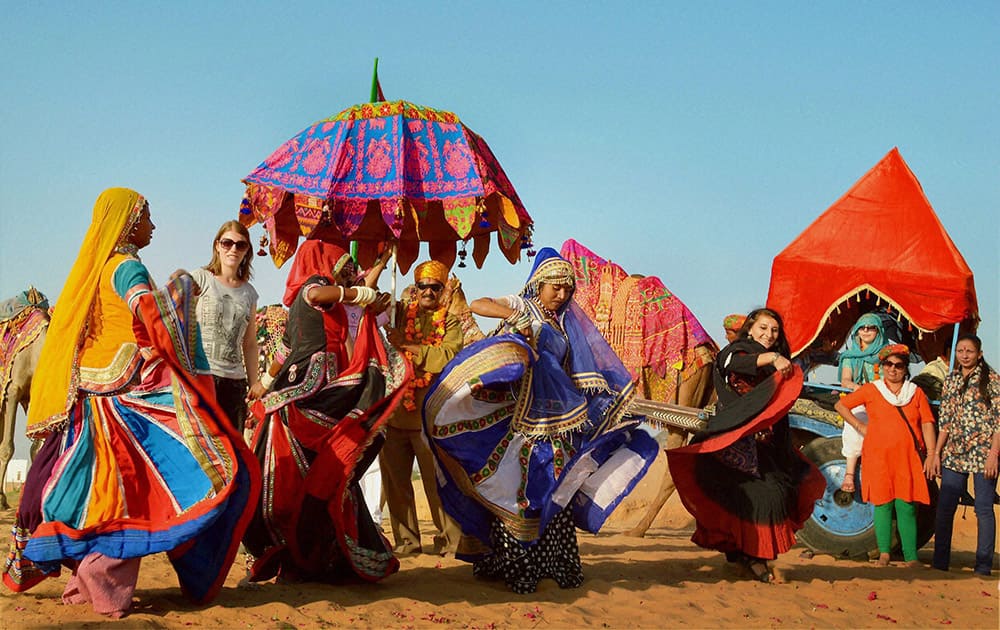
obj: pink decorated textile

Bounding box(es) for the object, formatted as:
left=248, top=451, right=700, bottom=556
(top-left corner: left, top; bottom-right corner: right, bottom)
left=560, top=239, right=717, bottom=398
left=0, top=307, right=47, bottom=411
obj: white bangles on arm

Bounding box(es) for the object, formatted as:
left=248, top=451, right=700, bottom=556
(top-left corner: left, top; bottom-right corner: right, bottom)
left=260, top=372, right=274, bottom=389
left=350, top=286, right=378, bottom=306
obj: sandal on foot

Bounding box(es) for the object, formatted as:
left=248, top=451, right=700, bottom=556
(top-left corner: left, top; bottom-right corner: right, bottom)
left=743, top=558, right=774, bottom=583
left=840, top=472, right=856, bottom=493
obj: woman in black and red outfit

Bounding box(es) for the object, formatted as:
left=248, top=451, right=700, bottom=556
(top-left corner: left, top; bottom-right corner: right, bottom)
left=243, top=240, right=403, bottom=584
left=669, top=308, right=825, bottom=582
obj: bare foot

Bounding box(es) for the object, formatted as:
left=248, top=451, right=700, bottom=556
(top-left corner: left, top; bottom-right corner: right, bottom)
left=904, top=560, right=922, bottom=569
left=874, top=553, right=891, bottom=567
left=770, top=566, right=786, bottom=584
left=237, top=576, right=263, bottom=590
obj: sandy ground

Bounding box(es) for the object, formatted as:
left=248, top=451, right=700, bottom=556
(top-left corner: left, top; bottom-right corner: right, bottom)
left=2, top=451, right=998, bottom=629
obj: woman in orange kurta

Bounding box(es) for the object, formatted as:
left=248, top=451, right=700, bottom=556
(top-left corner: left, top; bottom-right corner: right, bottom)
left=835, top=344, right=937, bottom=567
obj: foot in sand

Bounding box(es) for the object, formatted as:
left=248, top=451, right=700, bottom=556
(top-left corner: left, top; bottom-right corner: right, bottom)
left=743, top=557, right=774, bottom=583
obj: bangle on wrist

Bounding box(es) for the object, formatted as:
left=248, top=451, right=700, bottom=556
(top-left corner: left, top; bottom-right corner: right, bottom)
left=260, top=372, right=274, bottom=389
left=771, top=353, right=779, bottom=365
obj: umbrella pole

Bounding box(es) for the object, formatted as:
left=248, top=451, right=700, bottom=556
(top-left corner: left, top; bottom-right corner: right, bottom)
left=389, top=245, right=398, bottom=328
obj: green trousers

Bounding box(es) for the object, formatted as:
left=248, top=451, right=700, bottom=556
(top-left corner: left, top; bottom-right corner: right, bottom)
left=874, top=499, right=918, bottom=561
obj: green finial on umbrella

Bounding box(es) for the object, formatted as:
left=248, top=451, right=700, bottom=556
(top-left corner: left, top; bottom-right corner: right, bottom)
left=370, top=58, right=385, bottom=103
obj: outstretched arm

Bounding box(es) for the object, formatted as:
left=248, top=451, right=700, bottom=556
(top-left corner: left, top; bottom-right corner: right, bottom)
left=470, top=297, right=515, bottom=320
left=362, top=248, right=393, bottom=289
left=306, top=284, right=382, bottom=307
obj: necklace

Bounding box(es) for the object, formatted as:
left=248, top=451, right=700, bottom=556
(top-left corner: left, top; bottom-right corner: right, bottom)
left=401, top=301, right=447, bottom=411
left=115, top=243, right=139, bottom=256
left=531, top=299, right=560, bottom=324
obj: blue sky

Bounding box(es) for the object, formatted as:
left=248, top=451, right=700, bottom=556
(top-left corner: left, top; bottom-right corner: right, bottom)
left=2, top=3, right=997, bottom=457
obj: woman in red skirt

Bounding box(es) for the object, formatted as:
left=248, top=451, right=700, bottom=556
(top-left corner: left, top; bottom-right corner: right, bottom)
left=669, top=308, right=825, bottom=582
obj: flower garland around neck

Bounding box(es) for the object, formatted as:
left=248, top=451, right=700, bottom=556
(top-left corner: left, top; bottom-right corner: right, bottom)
left=401, top=299, right=448, bottom=411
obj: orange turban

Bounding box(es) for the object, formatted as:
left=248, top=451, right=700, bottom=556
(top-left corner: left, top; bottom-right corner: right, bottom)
left=723, top=313, right=746, bottom=332
left=414, top=260, right=449, bottom=285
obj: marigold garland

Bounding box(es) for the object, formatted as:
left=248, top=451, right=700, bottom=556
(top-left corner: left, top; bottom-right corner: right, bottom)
left=401, top=300, right=447, bottom=411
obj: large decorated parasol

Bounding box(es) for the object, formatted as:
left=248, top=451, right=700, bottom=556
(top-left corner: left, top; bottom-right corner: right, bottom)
left=239, top=98, right=533, bottom=272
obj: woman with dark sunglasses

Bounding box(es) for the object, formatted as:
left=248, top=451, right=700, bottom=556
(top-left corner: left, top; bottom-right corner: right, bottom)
left=837, top=313, right=888, bottom=493
left=835, top=344, right=937, bottom=567
left=189, top=220, right=261, bottom=434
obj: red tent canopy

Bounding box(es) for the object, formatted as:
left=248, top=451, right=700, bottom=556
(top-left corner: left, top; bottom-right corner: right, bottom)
left=767, top=148, right=978, bottom=360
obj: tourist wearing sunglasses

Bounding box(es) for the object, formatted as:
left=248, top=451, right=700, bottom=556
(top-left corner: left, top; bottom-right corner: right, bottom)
left=835, top=344, right=937, bottom=567
left=189, top=220, right=260, bottom=434
left=837, top=313, right=889, bottom=494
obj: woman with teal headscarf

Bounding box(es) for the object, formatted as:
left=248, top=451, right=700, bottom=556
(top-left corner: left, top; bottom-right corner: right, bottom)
left=838, top=312, right=887, bottom=493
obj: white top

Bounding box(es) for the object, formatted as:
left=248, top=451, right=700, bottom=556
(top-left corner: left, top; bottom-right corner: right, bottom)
left=190, top=267, right=259, bottom=379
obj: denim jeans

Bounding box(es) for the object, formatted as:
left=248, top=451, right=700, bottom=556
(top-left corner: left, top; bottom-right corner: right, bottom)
left=933, top=467, right=997, bottom=575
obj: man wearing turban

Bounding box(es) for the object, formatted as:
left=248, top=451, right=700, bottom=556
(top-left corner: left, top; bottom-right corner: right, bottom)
left=381, top=260, right=464, bottom=555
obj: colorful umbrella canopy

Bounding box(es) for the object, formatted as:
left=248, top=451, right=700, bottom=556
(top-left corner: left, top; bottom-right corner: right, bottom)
left=240, top=100, right=533, bottom=271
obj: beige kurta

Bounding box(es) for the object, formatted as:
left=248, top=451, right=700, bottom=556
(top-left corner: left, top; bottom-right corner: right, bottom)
left=381, top=306, right=464, bottom=552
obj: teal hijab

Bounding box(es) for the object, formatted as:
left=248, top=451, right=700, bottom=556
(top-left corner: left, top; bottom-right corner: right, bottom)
left=837, top=312, right=886, bottom=385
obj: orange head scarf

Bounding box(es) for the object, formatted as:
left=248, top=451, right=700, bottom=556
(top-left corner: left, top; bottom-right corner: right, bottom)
left=282, top=240, right=351, bottom=307
left=413, top=260, right=449, bottom=286
left=28, top=188, right=146, bottom=437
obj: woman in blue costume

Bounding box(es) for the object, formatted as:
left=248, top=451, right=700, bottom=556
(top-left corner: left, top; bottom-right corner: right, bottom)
left=2, top=188, right=259, bottom=617
left=423, top=248, right=658, bottom=594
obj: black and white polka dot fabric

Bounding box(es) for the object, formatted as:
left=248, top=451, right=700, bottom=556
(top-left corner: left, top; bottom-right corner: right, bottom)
left=473, top=508, right=584, bottom=594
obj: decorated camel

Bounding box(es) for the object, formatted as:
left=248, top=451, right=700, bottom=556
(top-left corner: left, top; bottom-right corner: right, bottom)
left=560, top=240, right=718, bottom=537
left=0, top=288, right=49, bottom=509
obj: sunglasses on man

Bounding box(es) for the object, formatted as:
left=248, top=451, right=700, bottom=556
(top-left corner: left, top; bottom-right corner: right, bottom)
left=416, top=282, right=444, bottom=293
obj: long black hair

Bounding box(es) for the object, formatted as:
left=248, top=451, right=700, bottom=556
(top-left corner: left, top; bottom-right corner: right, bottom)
left=958, top=333, right=993, bottom=410
left=735, top=307, right=791, bottom=358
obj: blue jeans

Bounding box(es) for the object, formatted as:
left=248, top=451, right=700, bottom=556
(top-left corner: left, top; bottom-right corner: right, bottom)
left=933, top=467, right=997, bottom=575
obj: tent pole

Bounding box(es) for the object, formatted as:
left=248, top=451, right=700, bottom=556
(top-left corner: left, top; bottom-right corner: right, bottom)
left=948, top=323, right=960, bottom=372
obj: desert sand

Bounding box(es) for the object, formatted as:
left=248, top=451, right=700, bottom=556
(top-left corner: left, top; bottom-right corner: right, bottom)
left=2, top=451, right=997, bottom=629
